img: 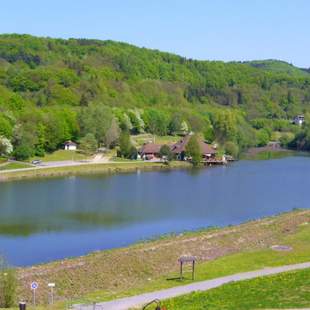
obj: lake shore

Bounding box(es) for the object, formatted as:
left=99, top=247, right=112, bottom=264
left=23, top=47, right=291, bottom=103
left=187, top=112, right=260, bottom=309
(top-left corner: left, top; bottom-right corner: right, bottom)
left=15, top=209, right=310, bottom=308
left=0, top=160, right=192, bottom=182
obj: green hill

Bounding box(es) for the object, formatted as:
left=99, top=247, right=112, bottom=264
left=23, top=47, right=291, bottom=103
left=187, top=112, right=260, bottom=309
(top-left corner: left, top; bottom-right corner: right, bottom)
left=244, top=59, right=310, bottom=77
left=0, top=34, right=310, bottom=159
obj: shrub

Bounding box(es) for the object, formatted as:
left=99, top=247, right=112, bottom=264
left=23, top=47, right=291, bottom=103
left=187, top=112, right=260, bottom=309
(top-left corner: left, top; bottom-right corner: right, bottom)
left=0, top=258, right=17, bottom=308
left=224, top=141, right=239, bottom=158
left=159, top=144, right=173, bottom=161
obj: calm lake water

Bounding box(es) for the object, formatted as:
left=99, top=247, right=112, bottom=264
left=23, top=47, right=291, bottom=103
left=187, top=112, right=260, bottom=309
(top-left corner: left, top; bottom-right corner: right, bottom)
left=0, top=156, right=309, bottom=266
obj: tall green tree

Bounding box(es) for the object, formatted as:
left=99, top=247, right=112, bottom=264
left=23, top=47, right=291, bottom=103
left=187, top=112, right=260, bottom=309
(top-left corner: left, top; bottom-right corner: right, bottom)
left=79, top=103, right=113, bottom=144
left=185, top=135, right=202, bottom=166
left=79, top=133, right=97, bottom=155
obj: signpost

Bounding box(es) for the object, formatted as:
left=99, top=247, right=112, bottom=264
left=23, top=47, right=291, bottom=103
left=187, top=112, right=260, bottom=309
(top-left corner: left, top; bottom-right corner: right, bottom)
left=48, top=283, right=55, bottom=305
left=178, top=256, right=196, bottom=280
left=30, top=282, right=38, bottom=307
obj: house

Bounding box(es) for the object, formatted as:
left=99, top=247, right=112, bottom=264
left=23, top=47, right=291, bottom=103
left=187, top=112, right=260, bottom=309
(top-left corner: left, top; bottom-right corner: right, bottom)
left=139, top=143, right=162, bottom=160
left=171, top=134, right=216, bottom=160
left=64, top=140, right=77, bottom=151
left=293, top=115, right=305, bottom=126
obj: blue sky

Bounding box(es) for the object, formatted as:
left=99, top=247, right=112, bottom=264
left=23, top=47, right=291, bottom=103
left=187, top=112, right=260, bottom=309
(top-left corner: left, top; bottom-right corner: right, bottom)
left=1, top=0, right=309, bottom=67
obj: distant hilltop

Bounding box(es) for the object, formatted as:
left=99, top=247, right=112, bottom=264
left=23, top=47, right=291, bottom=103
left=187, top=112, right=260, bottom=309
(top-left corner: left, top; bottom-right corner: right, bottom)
left=0, top=33, right=310, bottom=161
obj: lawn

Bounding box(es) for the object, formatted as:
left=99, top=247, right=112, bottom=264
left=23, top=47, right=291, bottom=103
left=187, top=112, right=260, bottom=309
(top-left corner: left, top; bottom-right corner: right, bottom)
left=0, top=162, right=32, bottom=171
left=0, top=157, right=8, bottom=164
left=164, top=268, right=310, bottom=309
left=131, top=134, right=180, bottom=147
left=30, top=150, right=88, bottom=162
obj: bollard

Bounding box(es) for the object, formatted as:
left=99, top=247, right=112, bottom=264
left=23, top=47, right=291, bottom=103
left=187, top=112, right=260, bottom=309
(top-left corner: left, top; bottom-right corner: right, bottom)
left=19, top=301, right=26, bottom=310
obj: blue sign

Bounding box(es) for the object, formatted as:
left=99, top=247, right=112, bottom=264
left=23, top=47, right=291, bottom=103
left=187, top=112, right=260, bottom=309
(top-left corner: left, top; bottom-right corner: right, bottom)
left=31, top=282, right=38, bottom=290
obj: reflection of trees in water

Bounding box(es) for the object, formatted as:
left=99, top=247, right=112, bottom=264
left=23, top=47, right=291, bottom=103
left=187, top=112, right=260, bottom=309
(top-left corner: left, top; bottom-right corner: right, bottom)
left=0, top=211, right=136, bottom=237
left=186, top=167, right=204, bottom=177
left=0, top=223, right=40, bottom=237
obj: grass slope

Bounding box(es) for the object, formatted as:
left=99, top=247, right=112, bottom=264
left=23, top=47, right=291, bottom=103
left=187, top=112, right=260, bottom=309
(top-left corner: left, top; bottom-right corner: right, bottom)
left=164, top=268, right=310, bottom=309
left=9, top=210, right=310, bottom=309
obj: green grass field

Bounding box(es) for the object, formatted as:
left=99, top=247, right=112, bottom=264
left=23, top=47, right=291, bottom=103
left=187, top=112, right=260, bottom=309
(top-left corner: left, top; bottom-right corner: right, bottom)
left=131, top=134, right=180, bottom=147
left=30, top=150, right=88, bottom=162
left=0, top=162, right=32, bottom=171
left=0, top=157, right=8, bottom=164
left=164, top=268, right=310, bottom=309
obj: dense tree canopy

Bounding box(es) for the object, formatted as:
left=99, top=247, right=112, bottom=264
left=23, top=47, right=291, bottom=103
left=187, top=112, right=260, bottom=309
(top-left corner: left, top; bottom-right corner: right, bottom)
left=0, top=34, right=310, bottom=159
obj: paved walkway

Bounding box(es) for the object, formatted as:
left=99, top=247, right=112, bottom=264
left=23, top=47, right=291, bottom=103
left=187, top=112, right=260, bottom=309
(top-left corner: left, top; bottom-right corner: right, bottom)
left=73, top=262, right=310, bottom=310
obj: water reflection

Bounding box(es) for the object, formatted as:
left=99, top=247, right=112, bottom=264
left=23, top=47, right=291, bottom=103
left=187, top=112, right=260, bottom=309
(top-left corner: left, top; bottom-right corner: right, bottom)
left=0, top=156, right=309, bottom=265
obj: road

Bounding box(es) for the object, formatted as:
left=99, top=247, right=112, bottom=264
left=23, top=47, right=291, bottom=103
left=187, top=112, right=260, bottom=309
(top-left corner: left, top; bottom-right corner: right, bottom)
left=73, top=262, right=310, bottom=310
left=0, top=156, right=151, bottom=174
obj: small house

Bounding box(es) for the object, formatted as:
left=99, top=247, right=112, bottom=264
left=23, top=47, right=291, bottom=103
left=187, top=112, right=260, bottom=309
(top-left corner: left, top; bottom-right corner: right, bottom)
left=64, top=140, right=77, bottom=151
left=293, top=115, right=305, bottom=126
left=139, top=143, right=162, bottom=160
left=171, top=134, right=216, bottom=160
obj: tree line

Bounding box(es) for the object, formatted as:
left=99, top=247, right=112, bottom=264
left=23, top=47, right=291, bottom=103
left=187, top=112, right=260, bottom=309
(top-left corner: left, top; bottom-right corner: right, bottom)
left=0, top=34, right=310, bottom=159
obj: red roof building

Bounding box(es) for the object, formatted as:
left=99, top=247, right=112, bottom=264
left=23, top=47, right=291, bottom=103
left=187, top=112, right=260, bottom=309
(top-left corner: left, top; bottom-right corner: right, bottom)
left=139, top=143, right=162, bottom=160
left=171, top=135, right=216, bottom=159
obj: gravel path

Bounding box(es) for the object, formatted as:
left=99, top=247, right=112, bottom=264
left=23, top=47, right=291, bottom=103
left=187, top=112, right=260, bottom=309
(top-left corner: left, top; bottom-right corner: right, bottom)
left=73, top=262, right=310, bottom=310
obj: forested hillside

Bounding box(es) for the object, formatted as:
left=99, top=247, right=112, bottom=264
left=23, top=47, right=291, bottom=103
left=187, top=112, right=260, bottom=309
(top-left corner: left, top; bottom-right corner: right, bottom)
left=0, top=34, right=310, bottom=159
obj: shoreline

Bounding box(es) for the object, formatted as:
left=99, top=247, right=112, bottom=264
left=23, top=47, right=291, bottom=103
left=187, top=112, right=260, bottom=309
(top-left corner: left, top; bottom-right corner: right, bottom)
left=1, top=148, right=306, bottom=183
left=14, top=209, right=310, bottom=307
left=0, top=160, right=192, bottom=182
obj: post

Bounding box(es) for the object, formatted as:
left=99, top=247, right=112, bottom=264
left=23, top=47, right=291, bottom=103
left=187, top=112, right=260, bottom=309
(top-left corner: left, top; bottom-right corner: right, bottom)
left=180, top=261, right=183, bottom=280
left=192, top=260, right=195, bottom=280
left=48, top=283, right=55, bottom=305
left=51, top=286, right=54, bottom=305
left=33, top=290, right=36, bottom=308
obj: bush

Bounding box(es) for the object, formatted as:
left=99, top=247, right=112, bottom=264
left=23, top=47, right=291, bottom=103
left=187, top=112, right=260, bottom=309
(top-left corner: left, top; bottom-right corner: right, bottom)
left=256, top=129, right=270, bottom=147
left=224, top=141, right=239, bottom=158
left=159, top=144, right=173, bottom=161
left=13, top=144, right=34, bottom=160
left=0, top=258, right=17, bottom=308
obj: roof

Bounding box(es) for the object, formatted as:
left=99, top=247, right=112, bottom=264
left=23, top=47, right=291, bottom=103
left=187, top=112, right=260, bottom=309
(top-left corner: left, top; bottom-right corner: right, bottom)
left=171, top=135, right=216, bottom=155
left=140, top=143, right=162, bottom=155
left=64, top=140, right=77, bottom=146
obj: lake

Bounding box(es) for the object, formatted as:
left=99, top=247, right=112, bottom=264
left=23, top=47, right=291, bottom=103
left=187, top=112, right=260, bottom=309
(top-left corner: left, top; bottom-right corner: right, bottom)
left=0, top=156, right=309, bottom=266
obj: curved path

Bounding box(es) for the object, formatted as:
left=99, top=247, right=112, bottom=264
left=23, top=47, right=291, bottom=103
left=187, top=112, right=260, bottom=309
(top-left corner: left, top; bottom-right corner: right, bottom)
left=73, top=262, right=310, bottom=310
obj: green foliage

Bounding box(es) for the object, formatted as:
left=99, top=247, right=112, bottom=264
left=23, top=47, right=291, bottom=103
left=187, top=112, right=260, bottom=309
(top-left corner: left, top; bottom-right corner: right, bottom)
left=143, top=109, right=169, bottom=136
left=104, top=118, right=120, bottom=148
left=185, top=135, right=202, bottom=166
left=224, top=141, right=239, bottom=158
left=79, top=133, right=97, bottom=155
left=0, top=115, right=13, bottom=138
left=256, top=128, right=270, bottom=146
left=159, top=144, right=174, bottom=161
left=0, top=34, right=309, bottom=157
left=13, top=144, right=34, bottom=160
left=79, top=103, right=113, bottom=144
left=118, top=131, right=137, bottom=159
left=0, top=258, right=17, bottom=308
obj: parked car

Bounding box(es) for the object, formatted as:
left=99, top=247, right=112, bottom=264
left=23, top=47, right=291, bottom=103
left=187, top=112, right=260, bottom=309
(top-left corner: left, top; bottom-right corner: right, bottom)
left=32, top=159, right=42, bottom=165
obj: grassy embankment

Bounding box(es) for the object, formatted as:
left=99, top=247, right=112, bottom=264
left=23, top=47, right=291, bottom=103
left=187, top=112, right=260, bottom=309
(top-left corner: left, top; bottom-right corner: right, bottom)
left=5, top=209, right=309, bottom=310
left=164, top=267, right=310, bottom=309
left=0, top=160, right=190, bottom=182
